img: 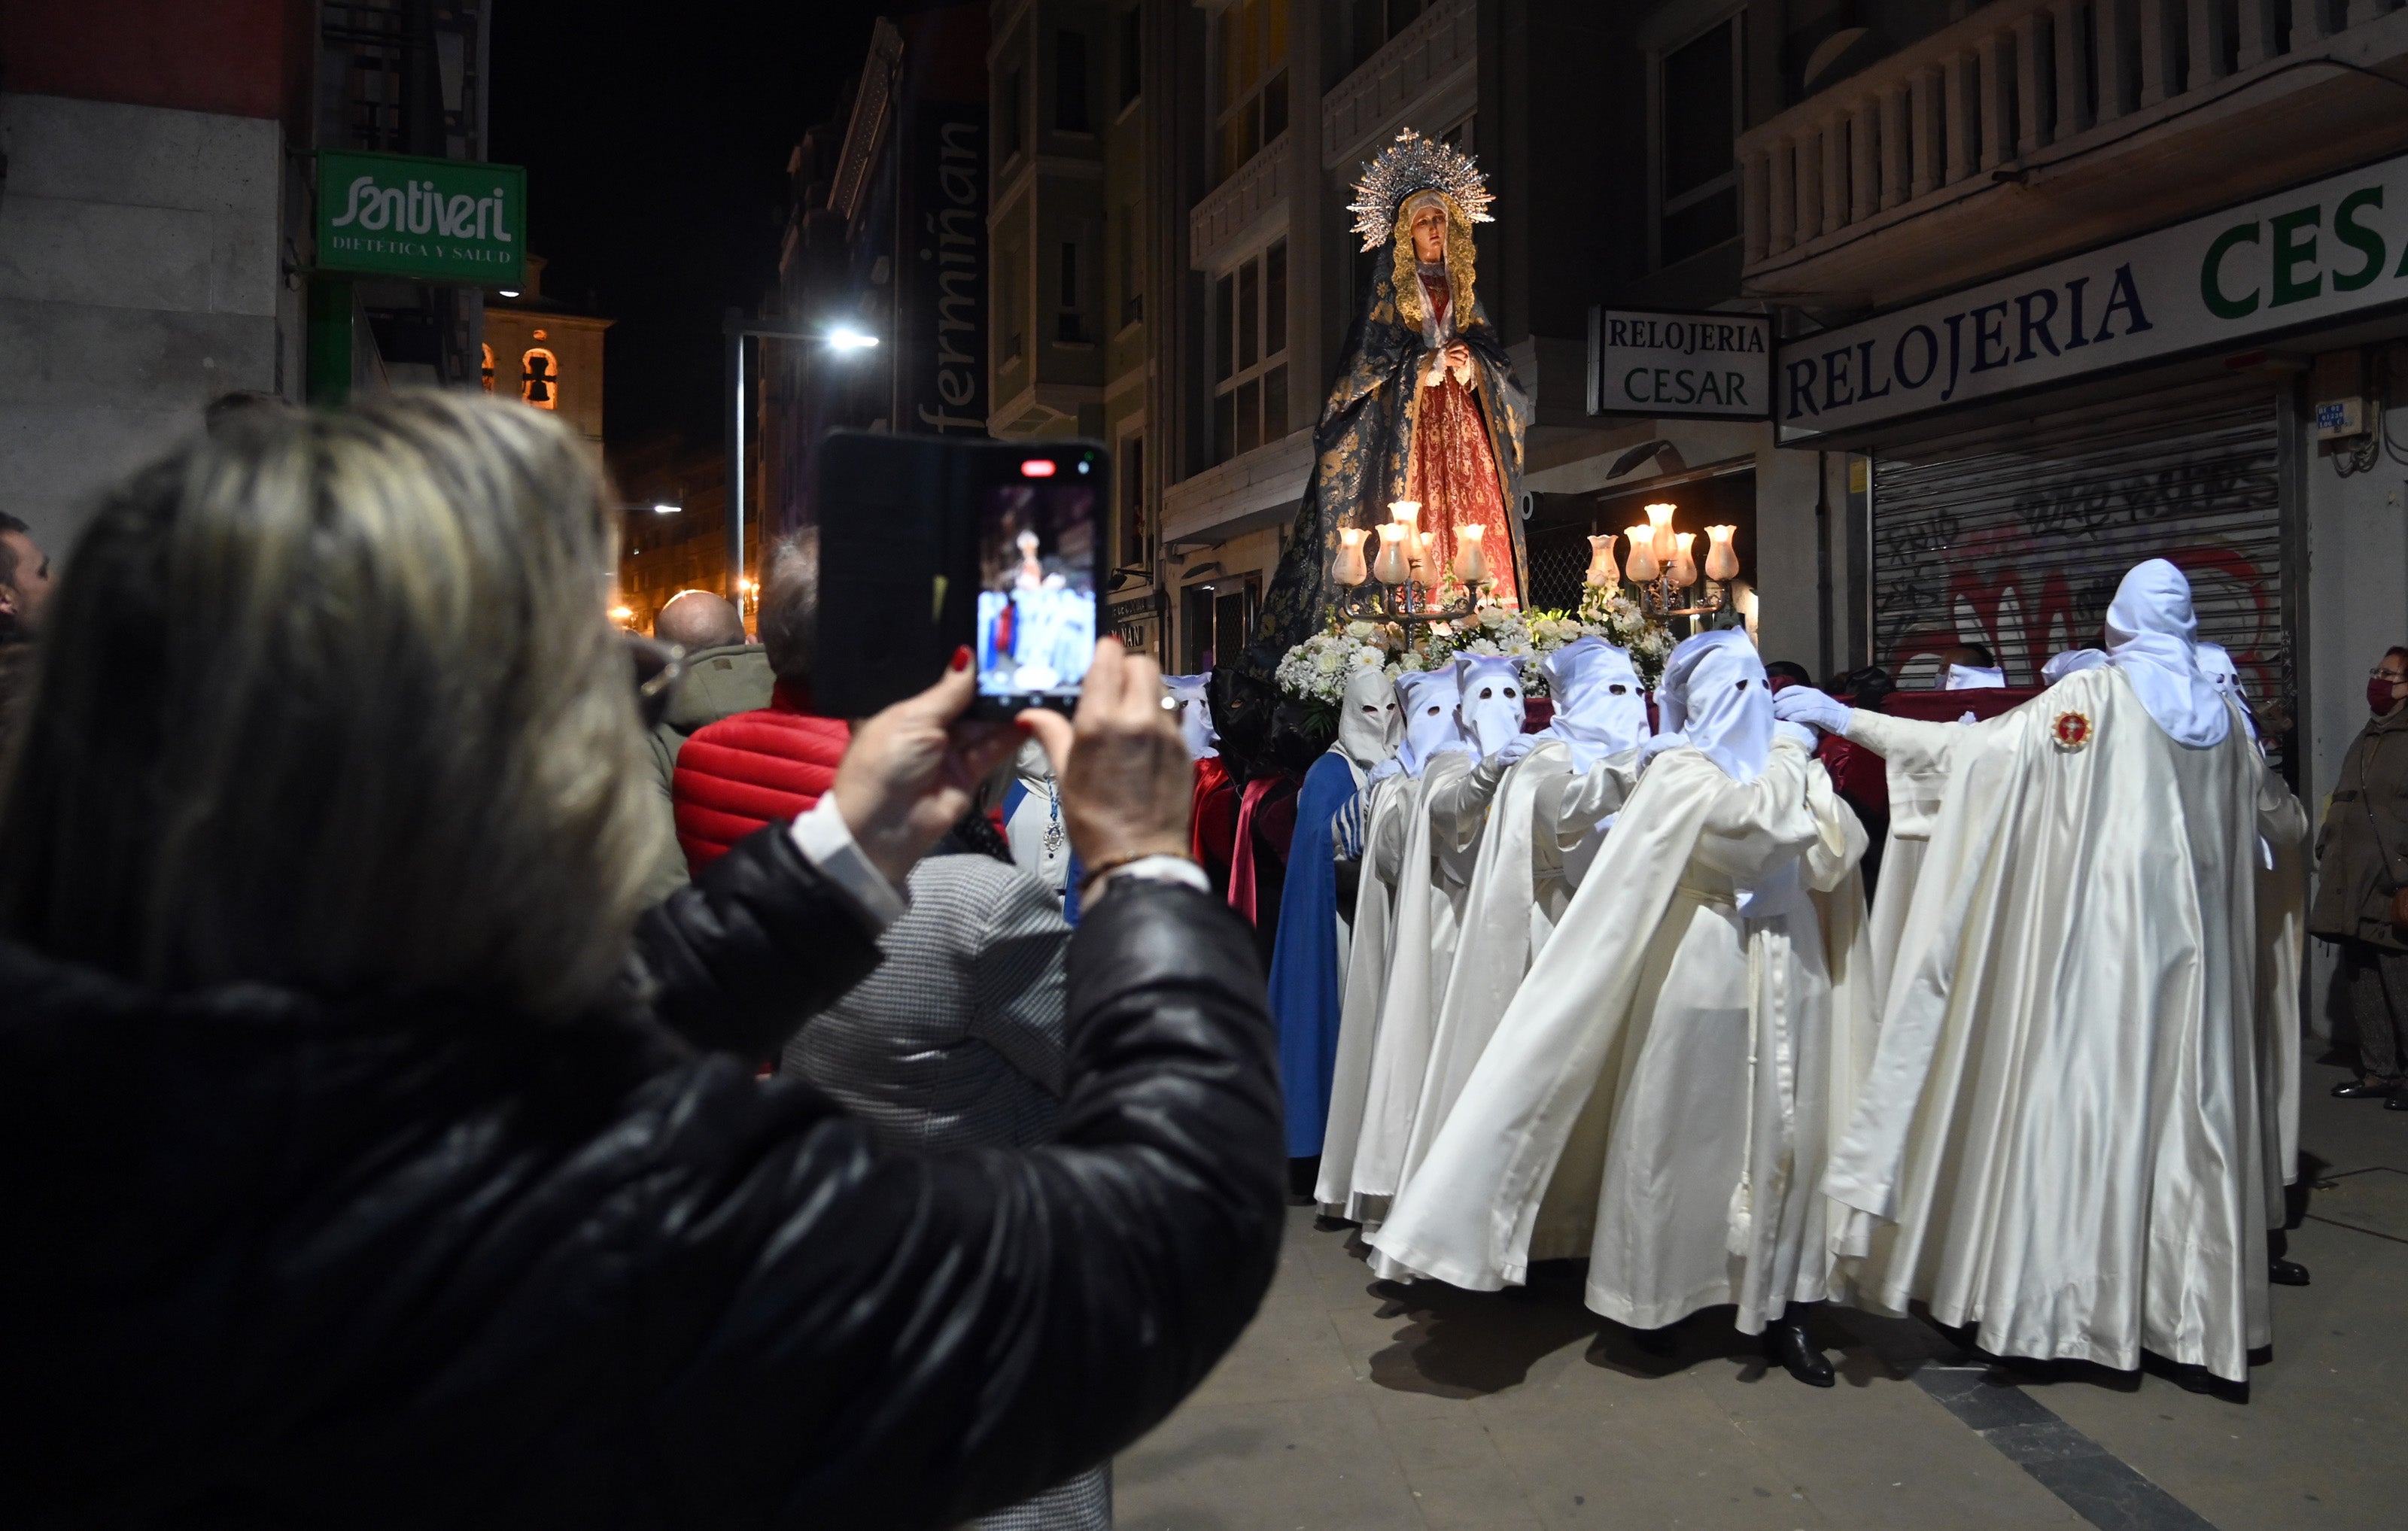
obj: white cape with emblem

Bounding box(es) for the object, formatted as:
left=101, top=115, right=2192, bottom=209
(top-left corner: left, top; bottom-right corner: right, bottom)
left=1824, top=663, right=2304, bottom=1382
left=1369, top=737, right=1875, bottom=1333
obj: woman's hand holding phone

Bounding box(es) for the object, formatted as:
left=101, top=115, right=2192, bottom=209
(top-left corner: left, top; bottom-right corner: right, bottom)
left=1017, top=638, right=1193, bottom=870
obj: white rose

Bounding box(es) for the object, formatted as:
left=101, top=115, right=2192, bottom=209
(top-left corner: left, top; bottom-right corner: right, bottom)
left=1315, top=648, right=1343, bottom=673
left=1345, top=621, right=1376, bottom=640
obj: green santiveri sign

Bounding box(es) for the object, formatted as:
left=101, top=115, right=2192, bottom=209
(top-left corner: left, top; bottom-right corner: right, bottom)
left=316, top=149, right=526, bottom=286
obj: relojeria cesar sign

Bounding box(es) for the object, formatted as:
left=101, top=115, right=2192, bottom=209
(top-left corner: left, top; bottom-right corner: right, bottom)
left=317, top=150, right=527, bottom=287
left=1588, top=308, right=1773, bottom=420
left=1777, top=149, right=2408, bottom=440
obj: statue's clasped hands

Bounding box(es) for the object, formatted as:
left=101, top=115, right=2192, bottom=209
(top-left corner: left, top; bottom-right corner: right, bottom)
left=1423, top=341, right=1474, bottom=390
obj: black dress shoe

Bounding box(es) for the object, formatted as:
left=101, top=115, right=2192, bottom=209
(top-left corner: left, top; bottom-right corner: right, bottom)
left=2387, top=1092, right=2408, bottom=1112
left=2330, top=1077, right=2400, bottom=1099
left=2269, top=1257, right=2311, bottom=1287
left=1765, top=1319, right=1836, bottom=1387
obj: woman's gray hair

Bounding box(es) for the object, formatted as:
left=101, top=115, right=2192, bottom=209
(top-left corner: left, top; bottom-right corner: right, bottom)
left=0, top=391, right=666, bottom=1019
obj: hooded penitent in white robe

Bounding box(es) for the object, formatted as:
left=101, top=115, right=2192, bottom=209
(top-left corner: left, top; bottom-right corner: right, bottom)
left=1373, top=631, right=1874, bottom=1337
left=1341, top=656, right=1528, bottom=1226
left=1164, top=673, right=1218, bottom=758
left=2194, top=641, right=2308, bottom=1220
left=1391, top=640, right=1651, bottom=1210
left=1820, top=560, right=2304, bottom=1383
left=1315, top=666, right=1473, bottom=1217
left=1327, top=664, right=1403, bottom=980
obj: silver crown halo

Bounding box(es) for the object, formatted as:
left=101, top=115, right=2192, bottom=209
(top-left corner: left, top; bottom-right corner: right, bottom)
left=1347, top=126, right=1494, bottom=252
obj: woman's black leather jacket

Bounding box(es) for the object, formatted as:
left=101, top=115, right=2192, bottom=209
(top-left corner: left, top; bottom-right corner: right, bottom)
left=0, top=827, right=1285, bottom=1527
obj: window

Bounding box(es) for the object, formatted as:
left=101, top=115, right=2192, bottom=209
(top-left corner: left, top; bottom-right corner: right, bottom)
left=1119, top=433, right=1148, bottom=573
left=1657, top=15, right=1742, bottom=266
left=1057, top=241, right=1084, bottom=343
left=1001, top=67, right=1025, bottom=160
left=1000, top=245, right=1025, bottom=366
left=1055, top=30, right=1089, bottom=132
left=1179, top=574, right=1259, bottom=673
left=521, top=348, right=559, bottom=409
left=1118, top=202, right=1142, bottom=329
left=1212, top=238, right=1288, bottom=465
left=1348, top=0, right=1420, bottom=69
left=1119, top=7, right=1142, bottom=111
left=1212, top=0, right=1288, bottom=188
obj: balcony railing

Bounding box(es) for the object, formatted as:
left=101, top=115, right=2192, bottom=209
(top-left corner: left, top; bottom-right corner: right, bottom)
left=1738, top=0, right=2408, bottom=290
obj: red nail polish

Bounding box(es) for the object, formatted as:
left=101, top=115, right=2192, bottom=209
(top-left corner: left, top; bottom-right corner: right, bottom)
left=950, top=646, right=972, bottom=672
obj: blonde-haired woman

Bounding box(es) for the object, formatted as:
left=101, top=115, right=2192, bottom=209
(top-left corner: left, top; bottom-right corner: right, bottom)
left=0, top=393, right=1282, bottom=1526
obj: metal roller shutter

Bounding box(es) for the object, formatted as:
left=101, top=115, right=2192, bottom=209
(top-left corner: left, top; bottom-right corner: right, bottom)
left=1871, top=375, right=2286, bottom=736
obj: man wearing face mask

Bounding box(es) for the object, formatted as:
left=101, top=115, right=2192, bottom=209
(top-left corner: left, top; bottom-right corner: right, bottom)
left=1267, top=664, right=1401, bottom=1165
left=2309, top=645, right=2408, bottom=1112
left=1373, top=631, right=1874, bottom=1386
left=1775, top=559, right=2311, bottom=1392
left=1382, top=640, right=1653, bottom=1218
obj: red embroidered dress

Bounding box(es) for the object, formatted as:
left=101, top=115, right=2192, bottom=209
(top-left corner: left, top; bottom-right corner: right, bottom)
left=1406, top=272, right=1519, bottom=608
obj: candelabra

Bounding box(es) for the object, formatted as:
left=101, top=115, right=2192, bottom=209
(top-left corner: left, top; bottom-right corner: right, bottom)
left=1605, top=503, right=1739, bottom=621
left=1331, top=500, right=1488, bottom=626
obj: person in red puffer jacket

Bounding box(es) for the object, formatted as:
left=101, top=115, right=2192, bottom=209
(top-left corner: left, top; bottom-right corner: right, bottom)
left=672, top=533, right=850, bottom=870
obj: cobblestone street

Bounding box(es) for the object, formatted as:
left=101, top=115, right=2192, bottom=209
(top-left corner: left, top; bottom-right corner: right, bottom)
left=1119, top=1050, right=2408, bottom=1531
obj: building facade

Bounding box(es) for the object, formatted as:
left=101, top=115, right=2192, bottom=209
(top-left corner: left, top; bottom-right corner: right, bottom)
left=980, top=0, right=1858, bottom=675
left=0, top=0, right=506, bottom=560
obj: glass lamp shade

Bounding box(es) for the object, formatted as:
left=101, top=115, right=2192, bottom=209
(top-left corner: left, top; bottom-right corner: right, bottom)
left=1645, top=502, right=1678, bottom=562
left=1670, top=531, right=1699, bottom=588
left=1704, top=524, right=1739, bottom=582
left=1584, top=532, right=1620, bottom=587
left=1388, top=500, right=1421, bottom=529
left=1333, top=527, right=1371, bottom=586
left=1623, top=524, right=1660, bottom=582
left=1373, top=523, right=1411, bottom=585
left=1452, top=523, right=1490, bottom=585
left=1406, top=531, right=1435, bottom=584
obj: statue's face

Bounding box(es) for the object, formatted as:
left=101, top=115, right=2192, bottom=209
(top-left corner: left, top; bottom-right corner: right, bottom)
left=1410, top=203, right=1448, bottom=263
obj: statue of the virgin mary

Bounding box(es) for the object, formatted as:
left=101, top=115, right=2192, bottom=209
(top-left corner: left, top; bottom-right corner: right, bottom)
left=1246, top=128, right=1532, bottom=676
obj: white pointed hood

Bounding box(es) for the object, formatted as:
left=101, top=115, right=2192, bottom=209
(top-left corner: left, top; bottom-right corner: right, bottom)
left=1394, top=667, right=1471, bottom=776
left=1657, top=628, right=1772, bottom=782
left=2194, top=640, right=2256, bottom=742
left=1453, top=654, right=1527, bottom=757
left=2105, top=558, right=2229, bottom=748
left=1164, top=673, right=1217, bottom=758
left=1336, top=662, right=1402, bottom=773
left=1539, top=637, right=1649, bottom=772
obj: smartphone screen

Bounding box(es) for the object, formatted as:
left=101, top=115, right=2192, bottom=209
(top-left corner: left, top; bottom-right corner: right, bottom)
left=974, top=472, right=1099, bottom=704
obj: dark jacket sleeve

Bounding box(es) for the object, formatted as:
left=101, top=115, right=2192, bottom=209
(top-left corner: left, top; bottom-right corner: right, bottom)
left=634, top=823, right=886, bottom=1059
left=625, top=879, right=1287, bottom=1529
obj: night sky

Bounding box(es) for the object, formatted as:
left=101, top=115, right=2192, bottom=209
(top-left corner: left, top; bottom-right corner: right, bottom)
left=488, top=2, right=874, bottom=450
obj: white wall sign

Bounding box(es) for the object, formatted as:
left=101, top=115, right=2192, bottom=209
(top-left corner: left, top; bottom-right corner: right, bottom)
left=1778, top=148, right=2408, bottom=441
left=1588, top=308, right=1773, bottom=420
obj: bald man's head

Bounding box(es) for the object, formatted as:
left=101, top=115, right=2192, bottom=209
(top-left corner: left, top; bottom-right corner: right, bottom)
left=654, top=590, right=746, bottom=652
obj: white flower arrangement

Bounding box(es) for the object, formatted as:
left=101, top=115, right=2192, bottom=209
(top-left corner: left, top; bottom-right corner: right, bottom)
left=1275, top=588, right=1675, bottom=706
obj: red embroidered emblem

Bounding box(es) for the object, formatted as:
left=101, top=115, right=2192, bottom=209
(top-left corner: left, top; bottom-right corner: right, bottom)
left=2051, top=710, right=2093, bottom=752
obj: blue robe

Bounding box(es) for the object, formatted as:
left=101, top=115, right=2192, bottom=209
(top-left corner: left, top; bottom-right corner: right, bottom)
left=1266, top=748, right=1359, bottom=1156
left=1002, top=779, right=1083, bottom=925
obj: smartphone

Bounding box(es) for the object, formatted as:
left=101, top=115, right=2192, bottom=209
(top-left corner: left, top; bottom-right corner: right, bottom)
left=815, top=433, right=1108, bottom=719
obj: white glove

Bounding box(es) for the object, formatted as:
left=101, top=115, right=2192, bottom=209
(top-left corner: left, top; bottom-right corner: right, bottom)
left=1771, top=685, right=1851, bottom=735
left=1637, top=731, right=1687, bottom=768
left=1367, top=757, right=1404, bottom=785
left=1491, top=734, right=1538, bottom=767
left=1773, top=720, right=1819, bottom=752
